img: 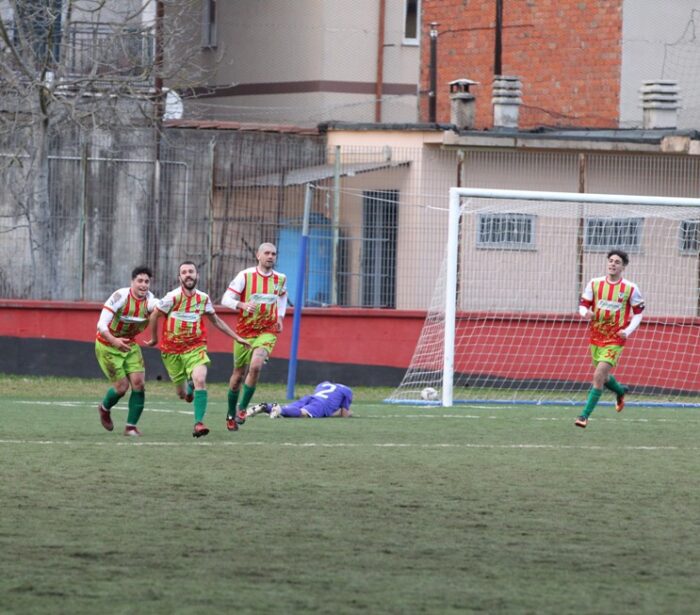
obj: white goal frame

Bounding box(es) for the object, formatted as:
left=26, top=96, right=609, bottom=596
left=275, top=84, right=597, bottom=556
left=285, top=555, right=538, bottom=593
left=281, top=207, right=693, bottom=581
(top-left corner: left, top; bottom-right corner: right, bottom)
left=440, top=187, right=700, bottom=407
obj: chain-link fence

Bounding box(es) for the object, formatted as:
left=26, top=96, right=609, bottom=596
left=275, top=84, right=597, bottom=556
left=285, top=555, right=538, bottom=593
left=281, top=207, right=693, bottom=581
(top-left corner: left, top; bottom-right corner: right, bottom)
left=2, top=127, right=700, bottom=310
left=0, top=128, right=454, bottom=308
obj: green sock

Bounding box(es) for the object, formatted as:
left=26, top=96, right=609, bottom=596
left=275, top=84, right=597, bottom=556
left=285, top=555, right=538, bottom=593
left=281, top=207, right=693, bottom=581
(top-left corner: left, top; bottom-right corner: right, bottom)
left=227, top=389, right=239, bottom=418
left=238, top=384, right=256, bottom=410
left=186, top=380, right=194, bottom=397
left=193, top=390, right=208, bottom=423
left=582, top=388, right=603, bottom=419
left=102, top=387, right=123, bottom=410
left=126, top=390, right=145, bottom=425
left=605, top=375, right=625, bottom=396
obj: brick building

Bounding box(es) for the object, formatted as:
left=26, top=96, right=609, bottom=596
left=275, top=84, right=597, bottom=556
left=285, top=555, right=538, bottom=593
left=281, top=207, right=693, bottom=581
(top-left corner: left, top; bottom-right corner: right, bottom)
left=419, top=0, right=700, bottom=130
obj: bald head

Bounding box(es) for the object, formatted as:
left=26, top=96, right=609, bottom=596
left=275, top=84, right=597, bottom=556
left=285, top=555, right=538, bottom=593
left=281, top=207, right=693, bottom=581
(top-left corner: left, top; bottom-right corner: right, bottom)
left=257, top=242, right=276, bottom=256
left=257, top=243, right=278, bottom=273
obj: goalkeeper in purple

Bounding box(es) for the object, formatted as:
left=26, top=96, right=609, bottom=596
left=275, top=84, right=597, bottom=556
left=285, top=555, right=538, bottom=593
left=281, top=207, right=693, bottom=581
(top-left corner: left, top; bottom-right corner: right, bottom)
left=247, top=381, right=353, bottom=419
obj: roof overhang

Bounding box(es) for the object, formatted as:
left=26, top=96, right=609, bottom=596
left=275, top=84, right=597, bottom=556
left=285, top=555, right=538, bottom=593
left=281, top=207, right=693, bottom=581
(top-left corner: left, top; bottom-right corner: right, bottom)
left=228, top=160, right=411, bottom=188
left=442, top=127, right=700, bottom=154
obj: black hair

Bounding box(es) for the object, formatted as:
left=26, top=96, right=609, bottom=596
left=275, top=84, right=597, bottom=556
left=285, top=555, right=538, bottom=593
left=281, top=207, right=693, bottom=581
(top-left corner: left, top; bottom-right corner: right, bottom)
left=606, top=249, right=629, bottom=266
left=131, top=265, right=153, bottom=279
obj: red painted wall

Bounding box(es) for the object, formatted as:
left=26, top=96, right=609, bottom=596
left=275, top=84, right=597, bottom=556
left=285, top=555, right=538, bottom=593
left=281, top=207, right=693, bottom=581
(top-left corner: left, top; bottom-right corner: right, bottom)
left=421, top=0, right=623, bottom=129
left=419, top=313, right=700, bottom=393
left=2, top=301, right=698, bottom=393
left=0, top=300, right=425, bottom=369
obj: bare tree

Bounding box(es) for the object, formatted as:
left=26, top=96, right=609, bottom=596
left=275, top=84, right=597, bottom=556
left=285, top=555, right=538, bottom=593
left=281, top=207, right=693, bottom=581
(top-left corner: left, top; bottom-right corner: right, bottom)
left=0, top=0, right=207, bottom=298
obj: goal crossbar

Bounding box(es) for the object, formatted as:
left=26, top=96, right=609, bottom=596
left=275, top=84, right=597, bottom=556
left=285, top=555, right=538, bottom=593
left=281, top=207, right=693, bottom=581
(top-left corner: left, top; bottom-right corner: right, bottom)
left=438, top=188, right=700, bottom=407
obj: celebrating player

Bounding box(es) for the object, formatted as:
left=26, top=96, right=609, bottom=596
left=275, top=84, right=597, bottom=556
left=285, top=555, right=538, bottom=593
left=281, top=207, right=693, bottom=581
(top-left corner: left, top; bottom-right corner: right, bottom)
left=575, top=250, right=645, bottom=428
left=95, top=266, right=158, bottom=436
left=146, top=261, right=249, bottom=438
left=247, top=381, right=353, bottom=419
left=221, top=242, right=287, bottom=431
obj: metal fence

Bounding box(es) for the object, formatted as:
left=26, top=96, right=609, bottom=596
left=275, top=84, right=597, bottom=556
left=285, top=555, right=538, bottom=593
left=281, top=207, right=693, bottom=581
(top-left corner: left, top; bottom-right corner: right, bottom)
left=62, top=22, right=154, bottom=82
left=0, top=130, right=454, bottom=308
left=2, top=127, right=700, bottom=310
left=3, top=20, right=154, bottom=83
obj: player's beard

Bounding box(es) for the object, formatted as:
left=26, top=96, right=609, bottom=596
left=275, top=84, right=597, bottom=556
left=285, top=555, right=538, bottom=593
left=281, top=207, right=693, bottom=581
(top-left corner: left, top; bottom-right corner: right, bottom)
left=181, top=276, right=197, bottom=291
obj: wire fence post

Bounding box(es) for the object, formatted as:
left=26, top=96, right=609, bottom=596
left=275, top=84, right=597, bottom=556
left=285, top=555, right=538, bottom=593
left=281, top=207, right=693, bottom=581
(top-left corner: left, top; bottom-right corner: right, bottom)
left=286, top=182, right=313, bottom=399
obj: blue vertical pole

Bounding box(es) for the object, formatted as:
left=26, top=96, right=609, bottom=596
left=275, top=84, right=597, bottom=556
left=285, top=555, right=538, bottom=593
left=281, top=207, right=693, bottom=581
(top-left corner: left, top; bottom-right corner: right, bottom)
left=286, top=183, right=313, bottom=400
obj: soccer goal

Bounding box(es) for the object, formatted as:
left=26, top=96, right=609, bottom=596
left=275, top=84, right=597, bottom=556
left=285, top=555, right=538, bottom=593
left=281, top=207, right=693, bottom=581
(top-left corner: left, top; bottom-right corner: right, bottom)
left=386, top=188, right=700, bottom=407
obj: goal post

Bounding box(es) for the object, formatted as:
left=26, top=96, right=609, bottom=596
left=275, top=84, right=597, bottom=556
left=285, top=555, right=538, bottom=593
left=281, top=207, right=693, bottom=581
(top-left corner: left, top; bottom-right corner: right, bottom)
left=388, top=187, right=700, bottom=408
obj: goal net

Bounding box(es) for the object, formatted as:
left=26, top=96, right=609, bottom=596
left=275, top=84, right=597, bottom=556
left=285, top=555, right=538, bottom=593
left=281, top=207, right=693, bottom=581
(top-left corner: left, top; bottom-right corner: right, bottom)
left=386, top=188, right=700, bottom=407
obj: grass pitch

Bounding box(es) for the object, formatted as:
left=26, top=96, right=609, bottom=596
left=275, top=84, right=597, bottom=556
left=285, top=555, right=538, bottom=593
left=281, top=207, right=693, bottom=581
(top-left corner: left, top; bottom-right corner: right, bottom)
left=2, top=375, right=700, bottom=614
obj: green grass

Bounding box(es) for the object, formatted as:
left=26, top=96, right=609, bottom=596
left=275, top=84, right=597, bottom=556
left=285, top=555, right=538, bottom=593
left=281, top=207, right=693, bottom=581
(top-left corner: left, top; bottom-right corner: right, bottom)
left=2, top=375, right=700, bottom=614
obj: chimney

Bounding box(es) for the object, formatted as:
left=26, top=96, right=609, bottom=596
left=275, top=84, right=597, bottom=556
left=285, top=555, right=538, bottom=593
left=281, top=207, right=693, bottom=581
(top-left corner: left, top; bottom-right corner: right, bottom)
left=641, top=80, right=680, bottom=129
left=449, top=79, right=479, bottom=130
left=492, top=75, right=522, bottom=129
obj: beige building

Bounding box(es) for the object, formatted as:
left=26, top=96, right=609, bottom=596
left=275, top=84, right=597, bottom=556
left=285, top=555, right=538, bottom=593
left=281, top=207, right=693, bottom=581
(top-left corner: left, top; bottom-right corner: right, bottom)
left=320, top=118, right=700, bottom=317
left=184, top=0, right=422, bottom=124
left=203, top=114, right=700, bottom=315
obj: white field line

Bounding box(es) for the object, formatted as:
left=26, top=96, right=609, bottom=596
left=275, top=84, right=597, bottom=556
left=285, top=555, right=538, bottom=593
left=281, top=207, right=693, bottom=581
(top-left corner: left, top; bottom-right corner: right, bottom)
left=0, top=439, right=696, bottom=451
left=12, top=400, right=700, bottom=424
left=14, top=400, right=194, bottom=416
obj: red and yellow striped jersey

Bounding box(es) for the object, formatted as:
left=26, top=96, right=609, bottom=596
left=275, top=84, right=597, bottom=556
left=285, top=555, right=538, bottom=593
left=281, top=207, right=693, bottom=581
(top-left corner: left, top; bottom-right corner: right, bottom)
left=580, top=276, right=645, bottom=347
left=96, top=288, right=157, bottom=346
left=156, top=287, right=215, bottom=354
left=223, top=267, right=287, bottom=338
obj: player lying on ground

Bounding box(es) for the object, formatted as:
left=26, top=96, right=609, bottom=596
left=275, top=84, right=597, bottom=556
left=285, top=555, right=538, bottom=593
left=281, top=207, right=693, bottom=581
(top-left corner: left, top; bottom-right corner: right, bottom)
left=247, top=381, right=353, bottom=418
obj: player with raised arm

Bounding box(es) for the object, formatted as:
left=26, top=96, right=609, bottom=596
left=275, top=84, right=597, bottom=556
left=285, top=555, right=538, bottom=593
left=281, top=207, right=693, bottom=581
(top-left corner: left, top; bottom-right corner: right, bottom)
left=221, top=242, right=287, bottom=431
left=575, top=250, right=645, bottom=428
left=95, top=266, right=158, bottom=436
left=146, top=261, right=249, bottom=438
left=247, top=381, right=353, bottom=419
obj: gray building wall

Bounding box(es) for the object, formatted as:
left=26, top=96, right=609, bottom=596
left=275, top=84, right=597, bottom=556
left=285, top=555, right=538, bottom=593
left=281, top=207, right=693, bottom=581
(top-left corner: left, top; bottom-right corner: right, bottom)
left=620, top=0, right=700, bottom=129
left=185, top=0, right=420, bottom=124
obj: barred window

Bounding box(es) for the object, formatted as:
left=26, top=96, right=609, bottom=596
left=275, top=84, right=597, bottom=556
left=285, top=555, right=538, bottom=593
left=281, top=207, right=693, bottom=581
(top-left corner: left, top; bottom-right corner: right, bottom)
left=680, top=220, right=700, bottom=254
left=584, top=218, right=642, bottom=252
left=477, top=213, right=535, bottom=249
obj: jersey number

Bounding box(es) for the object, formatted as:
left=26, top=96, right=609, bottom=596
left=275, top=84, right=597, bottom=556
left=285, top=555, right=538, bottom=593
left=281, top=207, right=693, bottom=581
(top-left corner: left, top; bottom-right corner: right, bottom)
left=314, top=382, right=337, bottom=399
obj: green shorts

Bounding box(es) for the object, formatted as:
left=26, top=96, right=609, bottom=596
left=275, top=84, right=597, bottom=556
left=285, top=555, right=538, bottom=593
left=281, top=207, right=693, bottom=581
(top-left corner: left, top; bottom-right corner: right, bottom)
left=161, top=346, right=211, bottom=385
left=95, top=340, right=145, bottom=382
left=590, top=344, right=624, bottom=368
left=234, top=333, right=278, bottom=368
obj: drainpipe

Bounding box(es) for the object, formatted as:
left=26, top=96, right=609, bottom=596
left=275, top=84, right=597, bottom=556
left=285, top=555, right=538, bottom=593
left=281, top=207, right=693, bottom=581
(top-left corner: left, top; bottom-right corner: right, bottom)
left=429, top=22, right=438, bottom=122
left=375, top=0, right=386, bottom=122
left=494, top=0, right=503, bottom=75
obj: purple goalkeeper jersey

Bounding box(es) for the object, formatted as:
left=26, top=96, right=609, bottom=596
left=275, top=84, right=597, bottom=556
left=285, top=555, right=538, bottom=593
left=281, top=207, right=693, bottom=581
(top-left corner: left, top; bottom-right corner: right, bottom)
left=283, top=381, right=353, bottom=418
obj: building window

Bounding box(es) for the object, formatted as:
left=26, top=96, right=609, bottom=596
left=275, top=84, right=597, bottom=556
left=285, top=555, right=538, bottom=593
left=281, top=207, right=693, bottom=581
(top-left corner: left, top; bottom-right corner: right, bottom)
left=403, top=0, right=420, bottom=44
left=584, top=218, right=642, bottom=252
left=477, top=213, right=536, bottom=249
left=680, top=220, right=700, bottom=254
left=202, top=0, right=217, bottom=48
left=362, top=190, right=398, bottom=308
